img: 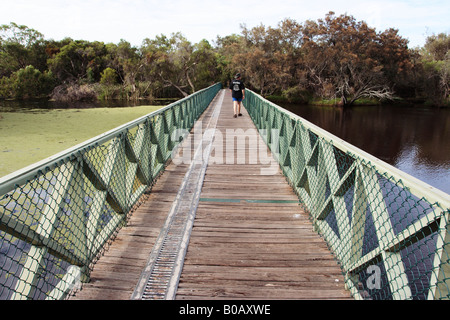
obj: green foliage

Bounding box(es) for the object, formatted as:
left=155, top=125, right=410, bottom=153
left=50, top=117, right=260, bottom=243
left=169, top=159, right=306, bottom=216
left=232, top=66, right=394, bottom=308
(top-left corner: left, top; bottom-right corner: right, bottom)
left=140, top=32, right=218, bottom=97
left=419, top=33, right=450, bottom=105
left=47, top=40, right=108, bottom=84
left=424, top=33, right=450, bottom=61
left=0, top=22, right=44, bottom=47
left=0, top=76, right=12, bottom=98
left=0, top=65, right=54, bottom=99
left=0, top=22, right=46, bottom=78
left=0, top=19, right=448, bottom=105
left=100, top=67, right=118, bottom=85
left=281, top=87, right=311, bottom=104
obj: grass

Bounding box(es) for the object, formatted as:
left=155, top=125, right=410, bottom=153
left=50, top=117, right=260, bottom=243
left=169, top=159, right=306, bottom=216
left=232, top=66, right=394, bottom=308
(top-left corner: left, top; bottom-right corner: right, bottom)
left=0, top=105, right=163, bottom=178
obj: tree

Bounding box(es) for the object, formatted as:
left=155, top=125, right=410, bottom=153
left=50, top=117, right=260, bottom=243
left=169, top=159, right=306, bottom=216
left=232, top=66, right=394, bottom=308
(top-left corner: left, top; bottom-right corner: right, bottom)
left=141, top=33, right=212, bottom=97
left=0, top=22, right=46, bottom=77
left=0, top=17, right=434, bottom=104
left=186, top=39, right=220, bottom=92
left=214, top=33, right=245, bottom=84
left=141, top=33, right=183, bottom=96
left=375, top=27, right=413, bottom=97
left=171, top=33, right=196, bottom=94
left=301, top=12, right=404, bottom=105
left=100, top=67, right=118, bottom=85
left=217, top=19, right=304, bottom=96
left=3, top=65, right=54, bottom=99
left=47, top=40, right=108, bottom=84
left=234, top=23, right=291, bottom=95
left=424, top=33, right=450, bottom=61
left=420, top=33, right=450, bottom=105
left=106, top=40, right=143, bottom=87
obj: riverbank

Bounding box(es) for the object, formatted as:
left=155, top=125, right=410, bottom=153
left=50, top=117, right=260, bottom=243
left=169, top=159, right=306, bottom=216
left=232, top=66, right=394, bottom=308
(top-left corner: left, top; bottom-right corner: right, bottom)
left=0, top=105, right=163, bottom=178
left=0, top=96, right=177, bottom=112
left=266, top=95, right=450, bottom=108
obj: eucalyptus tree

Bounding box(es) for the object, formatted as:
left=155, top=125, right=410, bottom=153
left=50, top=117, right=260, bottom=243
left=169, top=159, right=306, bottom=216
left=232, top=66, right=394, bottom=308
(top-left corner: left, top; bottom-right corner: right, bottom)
left=47, top=40, right=108, bottom=84
left=0, top=22, right=47, bottom=77
left=214, top=33, right=245, bottom=84
left=235, top=23, right=286, bottom=96
left=141, top=33, right=218, bottom=97
left=300, top=12, right=410, bottom=105
left=105, top=39, right=145, bottom=97
left=141, top=33, right=189, bottom=97
left=186, top=39, right=219, bottom=91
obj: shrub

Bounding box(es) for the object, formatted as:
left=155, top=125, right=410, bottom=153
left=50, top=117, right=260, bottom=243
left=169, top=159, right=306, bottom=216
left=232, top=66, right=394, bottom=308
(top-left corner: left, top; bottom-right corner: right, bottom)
left=281, top=87, right=311, bottom=104
left=1, top=65, right=55, bottom=99
left=100, top=67, right=118, bottom=85
left=51, top=83, right=97, bottom=102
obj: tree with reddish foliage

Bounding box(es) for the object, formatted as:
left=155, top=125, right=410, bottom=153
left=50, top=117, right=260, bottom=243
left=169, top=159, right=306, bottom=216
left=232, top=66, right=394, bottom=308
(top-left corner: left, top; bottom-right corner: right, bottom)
left=301, top=12, right=411, bottom=106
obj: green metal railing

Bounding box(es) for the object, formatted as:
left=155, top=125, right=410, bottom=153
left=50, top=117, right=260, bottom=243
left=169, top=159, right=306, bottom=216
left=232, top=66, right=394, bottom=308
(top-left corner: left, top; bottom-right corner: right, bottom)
left=0, top=83, right=221, bottom=300
left=245, top=89, right=450, bottom=300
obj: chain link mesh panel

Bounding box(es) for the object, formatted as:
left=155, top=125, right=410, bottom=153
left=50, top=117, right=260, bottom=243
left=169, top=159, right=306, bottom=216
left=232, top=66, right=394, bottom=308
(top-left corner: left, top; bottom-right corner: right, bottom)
left=0, top=83, right=221, bottom=300
left=245, top=89, right=450, bottom=300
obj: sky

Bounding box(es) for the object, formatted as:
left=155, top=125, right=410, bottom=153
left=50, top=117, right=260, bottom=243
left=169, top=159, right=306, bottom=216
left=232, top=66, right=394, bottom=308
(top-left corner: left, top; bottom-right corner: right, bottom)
left=1, top=0, right=449, bottom=48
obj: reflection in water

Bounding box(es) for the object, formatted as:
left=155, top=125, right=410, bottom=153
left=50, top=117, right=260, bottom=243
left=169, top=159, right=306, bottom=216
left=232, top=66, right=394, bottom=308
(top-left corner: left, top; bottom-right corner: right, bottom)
left=281, top=103, right=450, bottom=194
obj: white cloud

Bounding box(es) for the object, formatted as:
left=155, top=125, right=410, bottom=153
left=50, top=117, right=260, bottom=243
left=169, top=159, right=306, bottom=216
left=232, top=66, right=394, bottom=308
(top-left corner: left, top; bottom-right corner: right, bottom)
left=1, top=0, right=448, bottom=47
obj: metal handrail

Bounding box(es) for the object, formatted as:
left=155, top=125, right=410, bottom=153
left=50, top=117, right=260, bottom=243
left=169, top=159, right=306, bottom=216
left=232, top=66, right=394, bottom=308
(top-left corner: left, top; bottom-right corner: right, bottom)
left=0, top=83, right=221, bottom=300
left=245, top=89, right=449, bottom=300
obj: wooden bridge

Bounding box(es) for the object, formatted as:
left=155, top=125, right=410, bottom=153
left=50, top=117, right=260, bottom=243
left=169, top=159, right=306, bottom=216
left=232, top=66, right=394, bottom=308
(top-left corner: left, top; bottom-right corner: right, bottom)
left=70, top=89, right=351, bottom=300
left=1, top=84, right=448, bottom=301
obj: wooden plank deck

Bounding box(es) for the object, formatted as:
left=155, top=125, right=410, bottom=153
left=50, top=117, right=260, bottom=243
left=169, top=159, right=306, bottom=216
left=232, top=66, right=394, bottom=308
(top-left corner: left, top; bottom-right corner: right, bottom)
left=70, top=89, right=352, bottom=300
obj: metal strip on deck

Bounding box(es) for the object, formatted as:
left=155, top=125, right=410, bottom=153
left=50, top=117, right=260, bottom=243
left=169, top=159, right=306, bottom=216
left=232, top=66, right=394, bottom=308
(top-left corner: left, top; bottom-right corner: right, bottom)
left=199, top=197, right=300, bottom=204
left=131, top=90, right=225, bottom=300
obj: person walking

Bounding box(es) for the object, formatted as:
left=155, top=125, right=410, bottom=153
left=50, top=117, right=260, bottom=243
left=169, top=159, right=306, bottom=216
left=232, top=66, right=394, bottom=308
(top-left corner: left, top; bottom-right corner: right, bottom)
left=229, top=73, right=245, bottom=118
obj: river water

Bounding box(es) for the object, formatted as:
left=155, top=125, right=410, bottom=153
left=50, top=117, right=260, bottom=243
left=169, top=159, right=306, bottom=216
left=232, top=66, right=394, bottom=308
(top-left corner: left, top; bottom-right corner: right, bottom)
left=279, top=103, right=450, bottom=195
